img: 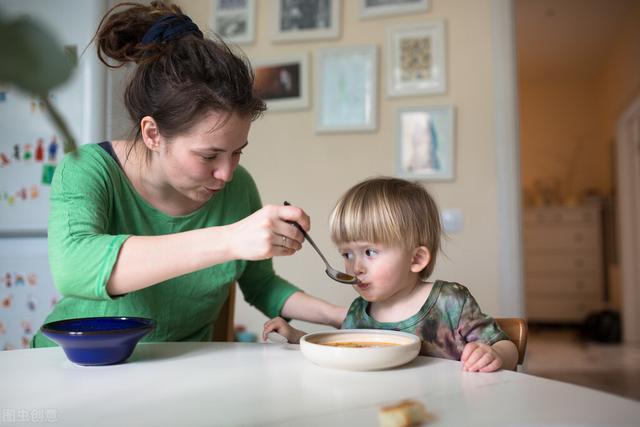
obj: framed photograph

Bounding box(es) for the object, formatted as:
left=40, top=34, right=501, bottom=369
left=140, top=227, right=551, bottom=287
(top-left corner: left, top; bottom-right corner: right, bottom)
left=211, top=0, right=256, bottom=45
left=315, top=45, right=377, bottom=133
left=386, top=21, right=446, bottom=97
left=253, top=55, right=309, bottom=111
left=360, top=0, right=430, bottom=19
left=395, top=106, right=455, bottom=181
left=273, top=0, right=341, bottom=42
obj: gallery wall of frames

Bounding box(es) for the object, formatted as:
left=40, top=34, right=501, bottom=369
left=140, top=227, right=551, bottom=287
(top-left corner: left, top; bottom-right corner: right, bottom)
left=201, top=0, right=512, bottom=339
left=211, top=0, right=455, bottom=181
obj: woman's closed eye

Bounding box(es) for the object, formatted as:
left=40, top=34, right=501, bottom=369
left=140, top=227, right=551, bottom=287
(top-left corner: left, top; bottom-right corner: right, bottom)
left=200, top=150, right=242, bottom=161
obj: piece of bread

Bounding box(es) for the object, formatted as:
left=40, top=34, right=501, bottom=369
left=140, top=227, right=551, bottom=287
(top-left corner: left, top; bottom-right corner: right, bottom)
left=378, top=399, right=431, bottom=427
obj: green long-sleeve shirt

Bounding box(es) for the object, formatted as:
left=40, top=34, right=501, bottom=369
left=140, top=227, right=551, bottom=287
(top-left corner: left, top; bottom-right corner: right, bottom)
left=32, top=143, right=299, bottom=347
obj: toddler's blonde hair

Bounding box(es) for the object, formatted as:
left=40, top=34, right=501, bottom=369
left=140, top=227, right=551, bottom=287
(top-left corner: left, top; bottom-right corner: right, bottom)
left=329, top=177, right=442, bottom=280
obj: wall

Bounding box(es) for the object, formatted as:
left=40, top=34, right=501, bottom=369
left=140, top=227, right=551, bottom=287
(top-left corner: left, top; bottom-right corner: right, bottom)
left=175, top=0, right=505, bottom=337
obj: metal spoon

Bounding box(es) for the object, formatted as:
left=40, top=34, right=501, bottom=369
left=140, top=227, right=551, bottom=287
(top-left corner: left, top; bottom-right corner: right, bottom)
left=284, top=201, right=358, bottom=285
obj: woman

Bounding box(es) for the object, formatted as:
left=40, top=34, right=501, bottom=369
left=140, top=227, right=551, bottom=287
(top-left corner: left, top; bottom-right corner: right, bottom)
left=31, top=1, right=345, bottom=347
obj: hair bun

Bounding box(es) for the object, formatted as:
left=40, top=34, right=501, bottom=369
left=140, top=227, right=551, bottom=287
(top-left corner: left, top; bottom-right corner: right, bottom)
left=95, top=1, right=183, bottom=67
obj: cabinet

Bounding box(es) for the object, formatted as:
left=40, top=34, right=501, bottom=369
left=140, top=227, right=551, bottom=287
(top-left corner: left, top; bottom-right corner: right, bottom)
left=523, top=205, right=604, bottom=323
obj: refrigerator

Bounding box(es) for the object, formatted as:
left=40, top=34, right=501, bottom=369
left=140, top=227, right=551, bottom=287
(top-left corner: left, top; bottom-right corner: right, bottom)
left=0, top=0, right=108, bottom=349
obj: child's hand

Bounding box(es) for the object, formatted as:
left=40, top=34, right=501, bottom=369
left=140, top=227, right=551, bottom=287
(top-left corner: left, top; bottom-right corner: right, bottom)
left=262, top=317, right=306, bottom=344
left=460, top=342, right=503, bottom=372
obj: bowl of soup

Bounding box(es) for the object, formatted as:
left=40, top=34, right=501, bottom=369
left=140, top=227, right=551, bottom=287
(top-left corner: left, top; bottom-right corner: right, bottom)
left=300, top=329, right=421, bottom=371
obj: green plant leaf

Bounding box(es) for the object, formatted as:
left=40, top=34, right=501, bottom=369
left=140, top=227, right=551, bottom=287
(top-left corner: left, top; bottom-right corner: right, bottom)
left=41, top=94, right=77, bottom=156
left=0, top=14, right=77, bottom=154
left=0, top=15, right=73, bottom=93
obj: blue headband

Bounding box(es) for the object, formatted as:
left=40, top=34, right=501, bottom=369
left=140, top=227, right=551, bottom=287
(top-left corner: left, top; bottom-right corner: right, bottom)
left=141, top=14, right=203, bottom=45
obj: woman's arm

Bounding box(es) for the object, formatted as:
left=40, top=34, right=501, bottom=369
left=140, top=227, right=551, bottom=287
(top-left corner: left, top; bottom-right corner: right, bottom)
left=107, top=205, right=309, bottom=295
left=280, top=291, right=348, bottom=328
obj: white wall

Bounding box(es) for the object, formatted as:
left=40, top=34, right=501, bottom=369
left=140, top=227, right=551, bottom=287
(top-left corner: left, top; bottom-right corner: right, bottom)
left=173, top=0, right=511, bottom=337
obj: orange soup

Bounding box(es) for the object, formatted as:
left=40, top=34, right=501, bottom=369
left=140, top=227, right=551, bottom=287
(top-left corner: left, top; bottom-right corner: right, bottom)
left=322, top=341, right=400, bottom=348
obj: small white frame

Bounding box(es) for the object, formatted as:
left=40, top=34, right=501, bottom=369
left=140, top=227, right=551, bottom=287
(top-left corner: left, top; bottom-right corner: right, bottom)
left=360, top=0, right=430, bottom=19
left=395, top=106, right=455, bottom=181
left=386, top=21, right=446, bottom=97
left=273, top=0, right=341, bottom=43
left=211, top=0, right=256, bottom=45
left=252, top=54, right=309, bottom=111
left=315, top=45, right=378, bottom=133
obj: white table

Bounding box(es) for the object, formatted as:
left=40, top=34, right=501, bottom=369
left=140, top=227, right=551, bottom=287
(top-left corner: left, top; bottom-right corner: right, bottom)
left=1, top=342, right=639, bottom=426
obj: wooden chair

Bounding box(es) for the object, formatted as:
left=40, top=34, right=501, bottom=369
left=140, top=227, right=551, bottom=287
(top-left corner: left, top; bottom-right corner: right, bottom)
left=495, top=317, right=528, bottom=368
left=211, top=284, right=236, bottom=342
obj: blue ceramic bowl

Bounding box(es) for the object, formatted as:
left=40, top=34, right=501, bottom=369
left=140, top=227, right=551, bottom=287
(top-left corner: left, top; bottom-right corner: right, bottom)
left=41, top=317, right=156, bottom=366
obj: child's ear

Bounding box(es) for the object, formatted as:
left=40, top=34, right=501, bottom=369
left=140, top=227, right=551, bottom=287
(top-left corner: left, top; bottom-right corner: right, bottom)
left=140, top=116, right=161, bottom=152
left=410, top=246, right=431, bottom=273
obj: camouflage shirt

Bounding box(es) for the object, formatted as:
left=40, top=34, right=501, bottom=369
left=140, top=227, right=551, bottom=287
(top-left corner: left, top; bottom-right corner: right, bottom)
left=341, top=280, right=509, bottom=360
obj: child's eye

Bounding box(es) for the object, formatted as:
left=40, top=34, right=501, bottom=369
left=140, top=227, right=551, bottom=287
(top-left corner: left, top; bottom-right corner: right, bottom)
left=232, top=150, right=243, bottom=157
left=341, top=252, right=353, bottom=260
left=201, top=154, right=217, bottom=161
left=365, top=248, right=378, bottom=257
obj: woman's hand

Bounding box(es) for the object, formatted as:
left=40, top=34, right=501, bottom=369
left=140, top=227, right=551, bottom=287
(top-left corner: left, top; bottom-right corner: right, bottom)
left=262, top=317, right=306, bottom=344
left=106, top=204, right=309, bottom=296
left=460, top=342, right=504, bottom=372
left=225, top=204, right=309, bottom=261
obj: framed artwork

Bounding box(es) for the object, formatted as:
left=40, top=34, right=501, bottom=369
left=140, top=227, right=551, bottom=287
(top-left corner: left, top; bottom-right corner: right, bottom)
left=315, top=45, right=378, bottom=133
left=386, top=21, right=446, bottom=97
left=211, top=0, right=256, bottom=45
left=253, top=55, right=309, bottom=111
left=395, top=106, right=455, bottom=181
left=360, top=0, right=430, bottom=19
left=273, top=0, right=341, bottom=42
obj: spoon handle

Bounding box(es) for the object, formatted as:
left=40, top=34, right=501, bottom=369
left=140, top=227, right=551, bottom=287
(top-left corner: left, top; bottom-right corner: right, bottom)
left=283, top=201, right=331, bottom=267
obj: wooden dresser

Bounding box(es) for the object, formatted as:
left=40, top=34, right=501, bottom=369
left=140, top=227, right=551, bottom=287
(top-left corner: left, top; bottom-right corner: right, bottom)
left=523, top=204, right=604, bottom=323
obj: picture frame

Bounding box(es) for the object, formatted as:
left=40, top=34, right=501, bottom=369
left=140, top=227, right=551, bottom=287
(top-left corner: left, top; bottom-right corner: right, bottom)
left=273, top=0, right=341, bottom=42
left=386, top=21, right=446, bottom=97
left=211, top=0, right=256, bottom=45
left=395, top=106, right=455, bottom=181
left=315, top=45, right=378, bottom=133
left=252, top=55, right=309, bottom=111
left=360, top=0, right=430, bottom=19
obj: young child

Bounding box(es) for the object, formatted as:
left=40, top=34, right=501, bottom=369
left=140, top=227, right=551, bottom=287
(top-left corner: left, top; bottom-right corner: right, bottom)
left=263, top=177, right=518, bottom=372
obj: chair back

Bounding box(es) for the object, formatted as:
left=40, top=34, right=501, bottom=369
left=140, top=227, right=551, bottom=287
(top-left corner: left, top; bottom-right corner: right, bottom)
left=211, top=284, right=236, bottom=342
left=495, top=317, right=528, bottom=366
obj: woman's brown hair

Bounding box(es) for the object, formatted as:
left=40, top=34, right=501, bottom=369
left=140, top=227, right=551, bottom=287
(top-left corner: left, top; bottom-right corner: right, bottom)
left=94, top=1, right=265, bottom=144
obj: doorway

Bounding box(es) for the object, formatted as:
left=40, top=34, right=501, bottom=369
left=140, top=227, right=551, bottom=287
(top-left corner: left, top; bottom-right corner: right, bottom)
left=515, top=0, right=637, bottom=333
left=617, top=96, right=640, bottom=343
